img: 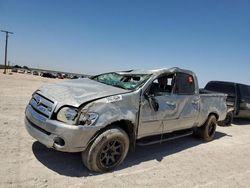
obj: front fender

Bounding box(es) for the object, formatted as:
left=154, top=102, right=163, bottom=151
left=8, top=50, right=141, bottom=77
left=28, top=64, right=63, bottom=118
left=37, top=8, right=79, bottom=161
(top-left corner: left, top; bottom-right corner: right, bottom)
left=81, top=94, right=139, bottom=129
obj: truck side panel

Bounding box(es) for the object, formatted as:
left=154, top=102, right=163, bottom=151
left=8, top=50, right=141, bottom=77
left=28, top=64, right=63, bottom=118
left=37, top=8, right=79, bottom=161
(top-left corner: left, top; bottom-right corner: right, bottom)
left=198, top=94, right=227, bottom=125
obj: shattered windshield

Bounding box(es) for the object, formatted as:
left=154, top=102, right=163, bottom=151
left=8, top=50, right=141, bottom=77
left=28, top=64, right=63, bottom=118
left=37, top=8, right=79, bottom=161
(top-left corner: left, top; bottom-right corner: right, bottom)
left=91, top=72, right=151, bottom=90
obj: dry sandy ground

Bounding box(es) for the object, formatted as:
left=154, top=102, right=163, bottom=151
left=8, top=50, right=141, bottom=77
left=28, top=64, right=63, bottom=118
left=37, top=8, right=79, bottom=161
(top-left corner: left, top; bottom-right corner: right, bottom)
left=1, top=72, right=250, bottom=188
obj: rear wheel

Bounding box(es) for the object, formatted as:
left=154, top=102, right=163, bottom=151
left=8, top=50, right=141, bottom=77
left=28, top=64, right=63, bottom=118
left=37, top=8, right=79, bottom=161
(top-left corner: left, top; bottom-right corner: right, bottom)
left=218, top=111, right=233, bottom=126
left=82, top=127, right=129, bottom=172
left=198, top=115, right=217, bottom=142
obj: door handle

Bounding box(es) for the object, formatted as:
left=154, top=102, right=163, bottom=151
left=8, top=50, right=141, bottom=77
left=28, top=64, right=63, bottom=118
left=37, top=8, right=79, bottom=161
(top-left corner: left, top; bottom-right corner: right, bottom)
left=166, top=101, right=176, bottom=106
left=192, top=100, right=199, bottom=105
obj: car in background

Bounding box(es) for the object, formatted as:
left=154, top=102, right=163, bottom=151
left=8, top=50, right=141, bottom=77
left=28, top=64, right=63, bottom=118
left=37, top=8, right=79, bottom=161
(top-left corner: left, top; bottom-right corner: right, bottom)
left=41, top=72, right=56, bottom=78
left=57, top=73, right=64, bottom=79
left=18, top=69, right=25, bottom=74
left=70, top=75, right=79, bottom=79
left=11, top=68, right=18, bottom=73
left=205, top=81, right=250, bottom=126
left=32, top=71, right=39, bottom=76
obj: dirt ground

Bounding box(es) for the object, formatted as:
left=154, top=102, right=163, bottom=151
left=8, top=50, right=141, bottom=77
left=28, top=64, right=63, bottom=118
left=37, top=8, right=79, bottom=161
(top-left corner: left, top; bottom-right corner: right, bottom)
left=1, top=72, right=250, bottom=188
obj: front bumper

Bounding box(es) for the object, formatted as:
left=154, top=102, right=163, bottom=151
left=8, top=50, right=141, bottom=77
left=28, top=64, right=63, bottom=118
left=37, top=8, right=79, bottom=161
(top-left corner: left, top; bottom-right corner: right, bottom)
left=25, top=105, right=99, bottom=152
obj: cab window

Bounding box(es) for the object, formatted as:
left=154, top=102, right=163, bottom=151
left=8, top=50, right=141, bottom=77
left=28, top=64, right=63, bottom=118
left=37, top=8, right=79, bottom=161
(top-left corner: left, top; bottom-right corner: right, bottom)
left=148, top=74, right=175, bottom=96
left=175, top=73, right=195, bottom=95
left=239, top=84, right=250, bottom=99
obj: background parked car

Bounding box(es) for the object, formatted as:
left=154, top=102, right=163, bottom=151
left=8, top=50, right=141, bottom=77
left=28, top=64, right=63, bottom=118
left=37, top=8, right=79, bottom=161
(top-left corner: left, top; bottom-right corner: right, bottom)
left=18, top=69, right=25, bottom=74
left=205, top=81, right=250, bottom=126
left=41, top=72, right=57, bottom=78
left=70, top=75, right=79, bottom=79
left=11, top=68, right=18, bottom=73
left=57, top=73, right=64, bottom=79
left=32, top=71, right=39, bottom=76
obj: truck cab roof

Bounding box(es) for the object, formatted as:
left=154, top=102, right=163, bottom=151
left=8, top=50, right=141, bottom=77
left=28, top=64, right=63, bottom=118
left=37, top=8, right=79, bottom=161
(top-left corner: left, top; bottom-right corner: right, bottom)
left=119, top=67, right=195, bottom=77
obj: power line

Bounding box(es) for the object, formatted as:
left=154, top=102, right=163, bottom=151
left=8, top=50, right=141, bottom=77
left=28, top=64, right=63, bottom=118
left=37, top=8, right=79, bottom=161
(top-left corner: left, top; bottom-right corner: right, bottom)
left=1, top=30, right=14, bottom=74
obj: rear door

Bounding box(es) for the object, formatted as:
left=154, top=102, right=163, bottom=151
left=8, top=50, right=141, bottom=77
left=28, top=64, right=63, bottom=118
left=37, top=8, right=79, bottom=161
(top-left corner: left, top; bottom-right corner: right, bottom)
left=163, top=73, right=200, bottom=132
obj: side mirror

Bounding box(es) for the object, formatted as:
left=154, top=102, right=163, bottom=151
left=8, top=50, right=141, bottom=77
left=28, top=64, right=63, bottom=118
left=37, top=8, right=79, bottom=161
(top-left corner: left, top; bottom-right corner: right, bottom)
left=144, top=93, right=159, bottom=111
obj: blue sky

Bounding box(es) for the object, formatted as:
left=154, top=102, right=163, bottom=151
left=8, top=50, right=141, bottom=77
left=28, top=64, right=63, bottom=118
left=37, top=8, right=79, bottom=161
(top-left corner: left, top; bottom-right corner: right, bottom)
left=0, top=0, right=250, bottom=86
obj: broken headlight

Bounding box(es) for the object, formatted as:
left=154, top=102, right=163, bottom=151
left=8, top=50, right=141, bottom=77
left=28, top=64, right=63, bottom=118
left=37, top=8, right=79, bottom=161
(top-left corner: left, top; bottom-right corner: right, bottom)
left=78, top=112, right=99, bottom=126
left=57, top=107, right=99, bottom=126
left=57, top=107, right=78, bottom=125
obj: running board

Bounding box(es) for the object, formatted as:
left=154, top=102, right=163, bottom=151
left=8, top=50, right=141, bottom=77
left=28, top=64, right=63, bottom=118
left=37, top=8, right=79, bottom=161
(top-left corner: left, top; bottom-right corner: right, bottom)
left=137, top=129, right=193, bottom=146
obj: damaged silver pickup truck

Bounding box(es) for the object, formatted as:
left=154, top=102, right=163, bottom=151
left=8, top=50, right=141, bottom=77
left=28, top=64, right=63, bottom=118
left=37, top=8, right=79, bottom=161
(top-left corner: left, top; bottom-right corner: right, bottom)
left=25, top=67, right=227, bottom=172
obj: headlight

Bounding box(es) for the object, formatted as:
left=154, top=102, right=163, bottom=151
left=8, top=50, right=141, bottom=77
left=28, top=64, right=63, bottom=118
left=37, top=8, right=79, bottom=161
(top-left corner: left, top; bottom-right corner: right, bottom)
left=57, top=107, right=99, bottom=126
left=78, top=112, right=99, bottom=126
left=57, top=107, right=78, bottom=125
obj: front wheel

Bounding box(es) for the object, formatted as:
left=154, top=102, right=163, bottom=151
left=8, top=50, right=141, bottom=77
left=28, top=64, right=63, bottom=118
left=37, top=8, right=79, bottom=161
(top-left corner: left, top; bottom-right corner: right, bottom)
left=198, top=115, right=217, bottom=142
left=82, top=127, right=129, bottom=172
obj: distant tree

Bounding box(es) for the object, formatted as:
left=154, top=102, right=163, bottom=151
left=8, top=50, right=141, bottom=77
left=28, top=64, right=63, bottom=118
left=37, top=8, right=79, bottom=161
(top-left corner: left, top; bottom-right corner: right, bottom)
left=23, top=66, right=30, bottom=70
left=13, top=65, right=22, bottom=68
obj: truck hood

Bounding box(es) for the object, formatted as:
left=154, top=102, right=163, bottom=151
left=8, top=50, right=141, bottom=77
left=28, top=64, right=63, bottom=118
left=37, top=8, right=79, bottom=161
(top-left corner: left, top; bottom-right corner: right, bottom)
left=38, top=78, right=129, bottom=112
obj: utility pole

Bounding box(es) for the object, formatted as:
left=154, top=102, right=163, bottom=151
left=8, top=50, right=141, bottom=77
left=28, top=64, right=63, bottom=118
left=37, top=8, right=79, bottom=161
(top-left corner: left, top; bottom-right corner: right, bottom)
left=1, top=30, right=14, bottom=74
left=8, top=61, right=10, bottom=73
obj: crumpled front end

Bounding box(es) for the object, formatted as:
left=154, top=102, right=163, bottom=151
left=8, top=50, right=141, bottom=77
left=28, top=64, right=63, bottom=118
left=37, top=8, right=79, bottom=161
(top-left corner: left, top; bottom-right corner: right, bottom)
left=24, top=93, right=99, bottom=152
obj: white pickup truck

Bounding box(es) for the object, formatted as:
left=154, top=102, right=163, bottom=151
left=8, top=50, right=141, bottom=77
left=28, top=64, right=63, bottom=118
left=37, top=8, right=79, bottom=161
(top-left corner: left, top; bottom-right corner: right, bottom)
left=25, top=67, right=227, bottom=172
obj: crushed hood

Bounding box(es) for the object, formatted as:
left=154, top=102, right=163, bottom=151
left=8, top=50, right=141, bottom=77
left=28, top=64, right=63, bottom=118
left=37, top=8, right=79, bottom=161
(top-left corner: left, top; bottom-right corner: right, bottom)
left=38, top=78, right=129, bottom=111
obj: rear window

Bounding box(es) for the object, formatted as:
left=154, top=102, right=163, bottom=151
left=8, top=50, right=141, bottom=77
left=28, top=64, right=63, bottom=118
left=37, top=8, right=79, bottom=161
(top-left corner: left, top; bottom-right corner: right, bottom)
left=205, top=82, right=235, bottom=95
left=175, top=73, right=195, bottom=95
left=239, top=85, right=250, bottom=98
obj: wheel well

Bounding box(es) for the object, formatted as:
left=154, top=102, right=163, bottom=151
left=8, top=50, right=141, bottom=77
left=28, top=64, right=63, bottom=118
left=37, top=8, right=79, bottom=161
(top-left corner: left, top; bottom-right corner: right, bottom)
left=88, top=120, right=136, bottom=151
left=208, top=112, right=219, bottom=120
left=109, top=120, right=136, bottom=150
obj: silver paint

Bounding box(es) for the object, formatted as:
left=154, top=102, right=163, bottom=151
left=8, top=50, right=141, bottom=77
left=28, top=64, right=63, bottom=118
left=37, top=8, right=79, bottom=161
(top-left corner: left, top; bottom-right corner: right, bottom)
left=24, top=67, right=227, bottom=152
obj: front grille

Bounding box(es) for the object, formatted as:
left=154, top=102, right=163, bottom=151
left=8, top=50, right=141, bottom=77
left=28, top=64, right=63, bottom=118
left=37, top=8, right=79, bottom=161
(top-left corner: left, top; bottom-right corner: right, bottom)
left=29, top=93, right=56, bottom=119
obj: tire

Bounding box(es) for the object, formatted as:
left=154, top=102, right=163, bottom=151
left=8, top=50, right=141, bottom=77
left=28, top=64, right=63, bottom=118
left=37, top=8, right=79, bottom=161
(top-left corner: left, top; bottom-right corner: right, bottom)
left=218, top=111, right=233, bottom=126
left=82, top=127, right=129, bottom=172
left=198, top=115, right=217, bottom=142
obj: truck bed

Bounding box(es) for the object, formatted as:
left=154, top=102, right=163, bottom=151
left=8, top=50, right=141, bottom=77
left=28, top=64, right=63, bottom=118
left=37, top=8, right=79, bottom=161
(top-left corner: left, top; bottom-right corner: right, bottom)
left=198, top=89, right=227, bottom=123
left=200, top=89, right=235, bottom=108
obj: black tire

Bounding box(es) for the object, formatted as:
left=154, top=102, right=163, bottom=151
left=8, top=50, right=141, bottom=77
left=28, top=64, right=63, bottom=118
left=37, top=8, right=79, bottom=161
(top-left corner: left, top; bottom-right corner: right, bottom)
left=198, top=115, right=217, bottom=142
left=82, top=127, right=129, bottom=172
left=218, top=111, right=233, bottom=126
